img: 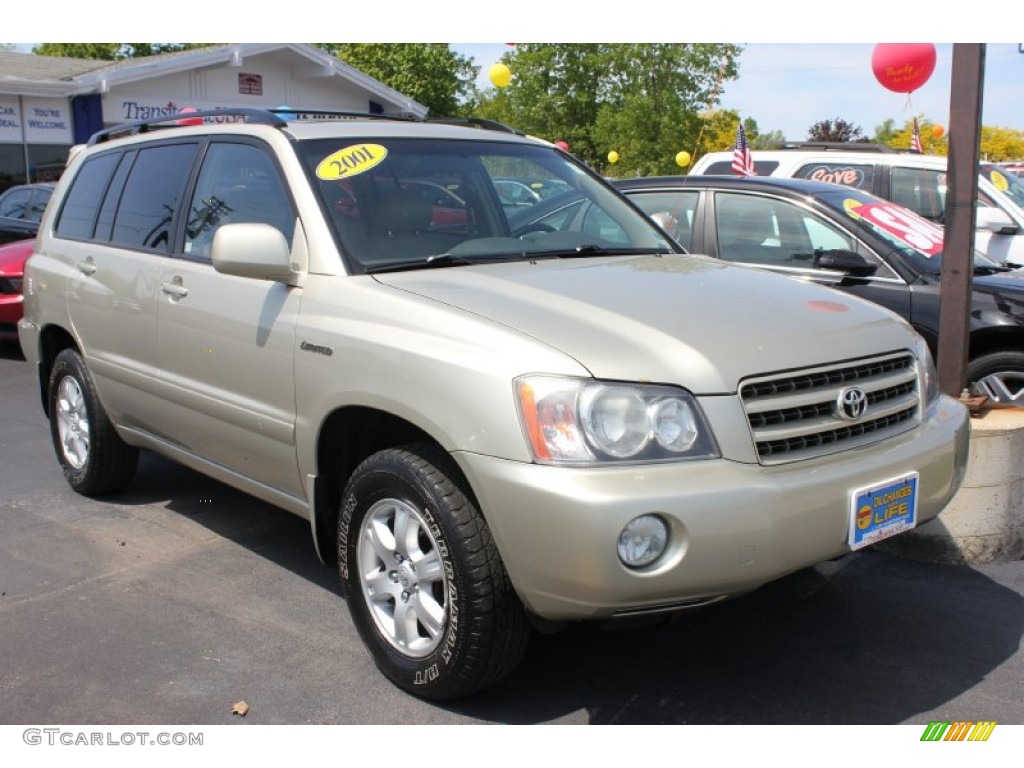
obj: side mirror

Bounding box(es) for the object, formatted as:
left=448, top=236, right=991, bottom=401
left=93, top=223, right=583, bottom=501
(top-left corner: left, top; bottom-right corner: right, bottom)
left=976, top=206, right=1019, bottom=236
left=212, top=223, right=296, bottom=282
left=813, top=249, right=878, bottom=277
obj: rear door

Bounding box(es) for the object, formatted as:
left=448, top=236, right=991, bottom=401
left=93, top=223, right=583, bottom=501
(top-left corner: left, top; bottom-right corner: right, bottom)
left=57, top=144, right=199, bottom=424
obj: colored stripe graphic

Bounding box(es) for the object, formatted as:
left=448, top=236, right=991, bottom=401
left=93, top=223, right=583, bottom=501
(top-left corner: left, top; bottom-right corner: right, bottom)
left=920, top=721, right=996, bottom=741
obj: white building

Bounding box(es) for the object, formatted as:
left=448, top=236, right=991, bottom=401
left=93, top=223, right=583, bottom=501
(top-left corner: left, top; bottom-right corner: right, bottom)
left=0, top=43, right=428, bottom=192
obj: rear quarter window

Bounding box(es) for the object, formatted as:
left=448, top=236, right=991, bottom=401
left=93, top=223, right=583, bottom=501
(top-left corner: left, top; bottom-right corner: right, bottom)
left=54, top=153, right=121, bottom=240
left=702, top=160, right=780, bottom=176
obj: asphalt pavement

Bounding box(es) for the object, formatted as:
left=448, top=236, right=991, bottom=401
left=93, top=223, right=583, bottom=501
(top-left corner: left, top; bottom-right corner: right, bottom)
left=1, top=340, right=1022, bottom=726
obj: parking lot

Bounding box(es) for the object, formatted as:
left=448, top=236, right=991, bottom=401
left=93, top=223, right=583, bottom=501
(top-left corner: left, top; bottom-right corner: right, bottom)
left=1, top=340, right=1022, bottom=727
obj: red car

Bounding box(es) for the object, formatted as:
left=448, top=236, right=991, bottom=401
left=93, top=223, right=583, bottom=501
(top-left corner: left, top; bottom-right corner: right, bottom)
left=0, top=238, right=33, bottom=345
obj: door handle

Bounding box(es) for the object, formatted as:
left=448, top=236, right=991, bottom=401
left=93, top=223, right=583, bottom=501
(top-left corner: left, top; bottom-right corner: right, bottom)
left=161, top=278, right=189, bottom=298
left=77, top=258, right=97, bottom=276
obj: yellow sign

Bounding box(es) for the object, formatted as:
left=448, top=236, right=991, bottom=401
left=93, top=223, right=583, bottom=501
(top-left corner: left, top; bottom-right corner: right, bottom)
left=991, top=170, right=1009, bottom=192
left=316, top=143, right=388, bottom=180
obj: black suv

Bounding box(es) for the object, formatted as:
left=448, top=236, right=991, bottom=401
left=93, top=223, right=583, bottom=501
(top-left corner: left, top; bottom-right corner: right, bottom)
left=611, top=175, right=1024, bottom=404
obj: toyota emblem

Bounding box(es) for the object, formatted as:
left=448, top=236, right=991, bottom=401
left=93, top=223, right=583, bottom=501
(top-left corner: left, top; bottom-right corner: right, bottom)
left=837, top=387, right=868, bottom=421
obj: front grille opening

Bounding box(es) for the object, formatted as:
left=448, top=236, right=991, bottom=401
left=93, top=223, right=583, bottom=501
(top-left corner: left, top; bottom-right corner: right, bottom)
left=741, top=353, right=919, bottom=464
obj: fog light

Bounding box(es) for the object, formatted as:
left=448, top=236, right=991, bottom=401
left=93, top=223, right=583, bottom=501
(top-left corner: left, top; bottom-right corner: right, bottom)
left=617, top=515, right=669, bottom=568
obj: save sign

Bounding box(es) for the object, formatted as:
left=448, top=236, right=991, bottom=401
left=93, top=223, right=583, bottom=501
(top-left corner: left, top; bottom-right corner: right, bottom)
left=846, top=201, right=944, bottom=256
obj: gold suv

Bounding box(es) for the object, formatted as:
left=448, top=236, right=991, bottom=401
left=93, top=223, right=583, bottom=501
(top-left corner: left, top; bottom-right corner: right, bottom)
left=19, top=109, right=970, bottom=699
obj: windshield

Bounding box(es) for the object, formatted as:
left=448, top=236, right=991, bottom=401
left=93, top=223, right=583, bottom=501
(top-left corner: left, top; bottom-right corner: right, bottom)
left=297, top=137, right=676, bottom=272
left=982, top=164, right=1024, bottom=212
left=815, top=187, right=1000, bottom=274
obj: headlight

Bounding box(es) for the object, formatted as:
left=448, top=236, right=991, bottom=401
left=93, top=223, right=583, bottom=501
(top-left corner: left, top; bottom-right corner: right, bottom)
left=515, top=375, right=718, bottom=464
left=912, top=336, right=939, bottom=406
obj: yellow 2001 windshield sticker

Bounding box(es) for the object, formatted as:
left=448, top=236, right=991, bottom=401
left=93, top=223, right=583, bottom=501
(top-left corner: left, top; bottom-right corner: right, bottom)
left=316, top=144, right=388, bottom=180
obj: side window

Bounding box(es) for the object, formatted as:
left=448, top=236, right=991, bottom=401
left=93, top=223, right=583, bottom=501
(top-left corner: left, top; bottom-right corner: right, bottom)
left=27, top=188, right=52, bottom=222
left=794, top=163, right=874, bottom=191
left=581, top=204, right=629, bottom=246
left=0, top=189, right=31, bottom=219
left=702, top=160, right=780, bottom=176
left=716, top=193, right=783, bottom=264
left=890, top=167, right=946, bottom=223
left=716, top=192, right=858, bottom=268
left=626, top=190, right=699, bottom=250
left=185, top=143, right=295, bottom=259
left=111, top=144, right=198, bottom=252
left=93, top=150, right=136, bottom=242
left=55, top=152, right=121, bottom=240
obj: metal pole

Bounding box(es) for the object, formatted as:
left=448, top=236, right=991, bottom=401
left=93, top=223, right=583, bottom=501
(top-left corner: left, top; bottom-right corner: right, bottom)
left=937, top=44, right=985, bottom=397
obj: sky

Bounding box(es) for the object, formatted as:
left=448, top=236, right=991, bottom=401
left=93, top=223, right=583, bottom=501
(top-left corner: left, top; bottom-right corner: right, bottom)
left=454, top=43, right=1024, bottom=142
left=5, top=4, right=1021, bottom=145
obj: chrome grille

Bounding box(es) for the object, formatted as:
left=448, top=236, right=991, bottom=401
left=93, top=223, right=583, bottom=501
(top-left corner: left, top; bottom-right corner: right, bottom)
left=741, top=352, right=920, bottom=464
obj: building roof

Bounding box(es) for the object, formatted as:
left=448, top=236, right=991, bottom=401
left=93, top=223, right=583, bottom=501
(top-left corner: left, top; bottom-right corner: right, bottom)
left=0, top=51, right=109, bottom=82
left=0, top=44, right=428, bottom=116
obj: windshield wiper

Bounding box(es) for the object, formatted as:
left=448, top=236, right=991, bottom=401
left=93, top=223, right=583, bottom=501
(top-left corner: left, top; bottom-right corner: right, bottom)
left=365, top=252, right=521, bottom=274
left=528, top=245, right=670, bottom=259
left=363, top=254, right=473, bottom=274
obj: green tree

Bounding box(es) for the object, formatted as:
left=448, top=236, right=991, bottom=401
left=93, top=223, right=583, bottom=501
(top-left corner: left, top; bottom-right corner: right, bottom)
left=807, top=118, right=865, bottom=142
left=474, top=44, right=741, bottom=175
left=316, top=44, right=477, bottom=117
left=872, top=118, right=899, bottom=145
left=34, top=43, right=213, bottom=60
left=752, top=128, right=786, bottom=149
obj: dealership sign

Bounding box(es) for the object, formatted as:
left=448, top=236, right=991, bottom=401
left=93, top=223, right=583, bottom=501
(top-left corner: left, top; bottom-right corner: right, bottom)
left=0, top=97, right=73, bottom=144
left=112, top=96, right=248, bottom=123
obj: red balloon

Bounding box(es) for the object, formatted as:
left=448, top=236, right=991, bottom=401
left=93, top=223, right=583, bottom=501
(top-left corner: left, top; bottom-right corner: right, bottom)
left=871, top=44, right=937, bottom=93
left=555, top=141, right=570, bottom=151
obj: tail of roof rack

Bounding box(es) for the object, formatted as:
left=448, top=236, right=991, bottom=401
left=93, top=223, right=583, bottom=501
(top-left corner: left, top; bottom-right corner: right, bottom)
left=426, top=116, right=524, bottom=136
left=777, top=142, right=901, bottom=153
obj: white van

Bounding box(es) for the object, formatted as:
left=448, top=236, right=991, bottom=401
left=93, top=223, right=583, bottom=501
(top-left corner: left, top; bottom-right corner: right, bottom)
left=690, top=144, right=1024, bottom=265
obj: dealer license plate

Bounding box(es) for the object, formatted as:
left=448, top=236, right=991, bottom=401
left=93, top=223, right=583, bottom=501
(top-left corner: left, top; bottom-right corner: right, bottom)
left=848, top=472, right=919, bottom=550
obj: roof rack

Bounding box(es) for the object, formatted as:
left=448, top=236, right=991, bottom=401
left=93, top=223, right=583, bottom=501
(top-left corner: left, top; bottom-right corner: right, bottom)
left=266, top=108, right=417, bottom=123
left=87, top=107, right=527, bottom=147
left=87, top=108, right=288, bottom=146
left=777, top=142, right=901, bottom=154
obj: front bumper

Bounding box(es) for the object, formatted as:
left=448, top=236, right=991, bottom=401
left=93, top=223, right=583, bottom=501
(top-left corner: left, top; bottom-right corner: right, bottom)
left=455, top=394, right=969, bottom=621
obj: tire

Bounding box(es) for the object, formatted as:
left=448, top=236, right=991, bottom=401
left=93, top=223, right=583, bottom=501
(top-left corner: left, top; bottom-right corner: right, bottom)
left=338, top=444, right=530, bottom=700
left=48, top=348, right=139, bottom=496
left=966, top=351, right=1024, bottom=405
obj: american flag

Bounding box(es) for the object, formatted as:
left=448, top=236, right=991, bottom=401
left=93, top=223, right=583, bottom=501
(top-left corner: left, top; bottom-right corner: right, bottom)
left=911, top=118, right=924, bottom=153
left=732, top=122, right=756, bottom=176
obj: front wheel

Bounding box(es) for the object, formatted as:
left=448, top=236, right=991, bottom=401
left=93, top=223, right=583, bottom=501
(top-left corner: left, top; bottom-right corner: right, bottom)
left=967, top=351, right=1024, bottom=405
left=48, top=348, right=138, bottom=495
left=338, top=444, right=530, bottom=699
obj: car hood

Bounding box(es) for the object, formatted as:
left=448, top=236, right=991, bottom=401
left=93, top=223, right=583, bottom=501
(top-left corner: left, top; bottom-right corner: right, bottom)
left=373, top=254, right=916, bottom=393
left=0, top=239, right=33, bottom=275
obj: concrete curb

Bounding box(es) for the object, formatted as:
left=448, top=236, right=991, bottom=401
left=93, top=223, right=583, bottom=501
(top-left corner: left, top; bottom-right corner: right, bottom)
left=881, top=408, right=1024, bottom=565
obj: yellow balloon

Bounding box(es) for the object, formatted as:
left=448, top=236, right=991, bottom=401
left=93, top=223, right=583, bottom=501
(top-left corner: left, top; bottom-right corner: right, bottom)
left=489, top=63, right=512, bottom=88
left=675, top=151, right=691, bottom=168
left=608, top=150, right=619, bottom=164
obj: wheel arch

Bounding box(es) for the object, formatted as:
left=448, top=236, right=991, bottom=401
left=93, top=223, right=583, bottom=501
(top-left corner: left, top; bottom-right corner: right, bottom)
left=312, top=406, right=472, bottom=566
left=36, top=324, right=80, bottom=417
left=968, top=326, right=1024, bottom=362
